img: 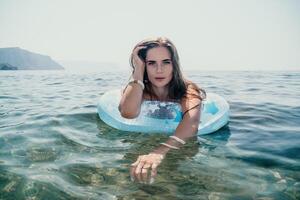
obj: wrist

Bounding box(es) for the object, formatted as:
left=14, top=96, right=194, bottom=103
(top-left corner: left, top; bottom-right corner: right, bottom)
left=152, top=144, right=171, bottom=156
left=129, top=79, right=144, bottom=90
left=132, top=67, right=144, bottom=81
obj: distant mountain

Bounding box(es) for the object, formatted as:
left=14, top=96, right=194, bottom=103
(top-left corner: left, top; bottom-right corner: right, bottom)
left=0, top=47, right=64, bottom=70
left=0, top=63, right=18, bottom=70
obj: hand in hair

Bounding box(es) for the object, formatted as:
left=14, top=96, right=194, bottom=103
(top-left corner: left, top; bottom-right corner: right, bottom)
left=131, top=45, right=146, bottom=80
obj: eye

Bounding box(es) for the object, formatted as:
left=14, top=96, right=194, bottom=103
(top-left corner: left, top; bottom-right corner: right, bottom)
left=163, top=61, right=171, bottom=64
left=147, top=61, right=155, bottom=65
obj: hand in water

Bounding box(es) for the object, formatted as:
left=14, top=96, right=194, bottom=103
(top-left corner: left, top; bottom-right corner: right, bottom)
left=130, top=153, right=164, bottom=184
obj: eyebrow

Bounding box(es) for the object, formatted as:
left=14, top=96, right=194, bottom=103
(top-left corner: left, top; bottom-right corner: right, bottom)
left=146, top=59, right=171, bottom=62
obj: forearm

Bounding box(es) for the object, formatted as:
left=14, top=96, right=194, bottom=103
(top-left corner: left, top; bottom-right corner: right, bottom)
left=152, top=117, right=199, bottom=156
left=119, top=68, right=144, bottom=118
left=173, top=117, right=199, bottom=141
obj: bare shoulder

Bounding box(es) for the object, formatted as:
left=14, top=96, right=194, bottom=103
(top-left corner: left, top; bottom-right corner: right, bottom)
left=180, top=82, right=205, bottom=118
left=180, top=89, right=201, bottom=112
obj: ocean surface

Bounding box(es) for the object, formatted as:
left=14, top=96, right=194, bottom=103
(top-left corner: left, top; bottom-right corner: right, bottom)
left=0, top=70, right=299, bottom=200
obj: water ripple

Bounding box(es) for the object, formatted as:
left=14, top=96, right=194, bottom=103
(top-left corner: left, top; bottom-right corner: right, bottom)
left=1, top=70, right=299, bottom=199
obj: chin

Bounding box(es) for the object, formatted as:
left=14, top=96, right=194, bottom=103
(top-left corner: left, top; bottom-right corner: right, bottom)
left=153, top=84, right=167, bottom=88
left=151, top=81, right=170, bottom=88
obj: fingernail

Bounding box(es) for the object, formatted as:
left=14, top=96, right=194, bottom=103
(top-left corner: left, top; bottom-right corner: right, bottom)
left=130, top=176, right=134, bottom=182
left=149, top=177, right=154, bottom=184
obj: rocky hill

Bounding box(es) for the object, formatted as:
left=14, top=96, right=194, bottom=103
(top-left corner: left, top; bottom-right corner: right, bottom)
left=0, top=63, right=18, bottom=70
left=0, top=47, right=63, bottom=70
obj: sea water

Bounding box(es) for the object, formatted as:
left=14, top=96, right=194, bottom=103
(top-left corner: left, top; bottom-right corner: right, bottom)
left=0, top=70, right=299, bottom=199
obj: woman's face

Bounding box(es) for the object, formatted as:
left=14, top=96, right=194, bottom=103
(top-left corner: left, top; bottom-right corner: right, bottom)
left=145, top=46, right=173, bottom=90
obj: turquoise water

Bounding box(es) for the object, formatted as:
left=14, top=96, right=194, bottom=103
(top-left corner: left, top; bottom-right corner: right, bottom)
left=0, top=70, right=299, bottom=199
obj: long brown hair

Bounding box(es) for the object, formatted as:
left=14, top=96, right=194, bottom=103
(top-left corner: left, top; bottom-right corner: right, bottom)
left=130, top=37, right=206, bottom=101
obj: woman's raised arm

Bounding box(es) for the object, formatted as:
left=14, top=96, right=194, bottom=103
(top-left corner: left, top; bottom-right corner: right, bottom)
left=118, top=46, right=146, bottom=119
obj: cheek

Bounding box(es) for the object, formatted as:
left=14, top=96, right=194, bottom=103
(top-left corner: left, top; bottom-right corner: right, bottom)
left=146, top=67, right=154, bottom=80
left=167, top=67, right=173, bottom=78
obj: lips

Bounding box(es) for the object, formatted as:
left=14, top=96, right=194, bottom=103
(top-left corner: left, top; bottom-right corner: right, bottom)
left=155, top=77, right=165, bottom=80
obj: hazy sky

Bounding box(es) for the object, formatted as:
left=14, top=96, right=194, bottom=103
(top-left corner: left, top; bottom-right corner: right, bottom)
left=0, top=0, right=299, bottom=70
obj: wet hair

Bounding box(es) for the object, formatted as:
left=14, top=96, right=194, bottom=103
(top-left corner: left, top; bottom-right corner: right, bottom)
left=130, top=37, right=206, bottom=102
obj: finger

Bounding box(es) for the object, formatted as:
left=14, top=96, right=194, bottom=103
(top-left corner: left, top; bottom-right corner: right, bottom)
left=142, top=163, right=151, bottom=169
left=130, top=156, right=142, bottom=182
left=141, top=162, right=151, bottom=183
left=148, top=166, right=158, bottom=184
left=130, top=165, right=136, bottom=182
left=135, top=159, right=146, bottom=183
left=149, top=175, right=155, bottom=185
left=135, top=165, right=143, bottom=183
left=131, top=156, right=141, bottom=167
left=150, top=163, right=159, bottom=180
left=139, top=162, right=151, bottom=184
left=141, top=167, right=149, bottom=184
left=135, top=45, right=146, bottom=50
left=132, top=46, right=146, bottom=55
left=134, top=155, right=146, bottom=173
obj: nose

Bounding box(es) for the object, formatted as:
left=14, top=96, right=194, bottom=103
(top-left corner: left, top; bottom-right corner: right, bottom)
left=156, top=64, right=163, bottom=73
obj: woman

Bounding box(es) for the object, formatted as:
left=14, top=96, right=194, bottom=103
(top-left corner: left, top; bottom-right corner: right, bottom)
left=118, top=37, right=206, bottom=184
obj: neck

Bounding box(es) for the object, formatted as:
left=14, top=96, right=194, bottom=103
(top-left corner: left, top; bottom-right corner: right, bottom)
left=152, top=86, right=169, bottom=101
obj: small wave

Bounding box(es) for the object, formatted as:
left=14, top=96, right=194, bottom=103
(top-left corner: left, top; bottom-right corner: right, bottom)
left=26, top=147, right=59, bottom=162
left=0, top=122, right=26, bottom=129
left=0, top=95, right=18, bottom=100
left=83, top=105, right=96, bottom=109
left=46, top=82, right=63, bottom=85
left=243, top=87, right=260, bottom=92
left=24, top=174, right=115, bottom=199
left=56, top=112, right=97, bottom=122
left=234, top=153, right=299, bottom=170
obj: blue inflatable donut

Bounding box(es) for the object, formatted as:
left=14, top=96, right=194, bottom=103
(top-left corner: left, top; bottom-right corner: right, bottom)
left=97, top=89, right=229, bottom=135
